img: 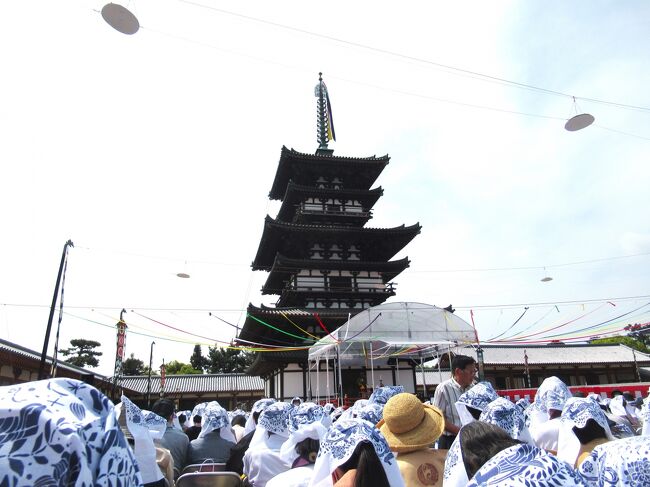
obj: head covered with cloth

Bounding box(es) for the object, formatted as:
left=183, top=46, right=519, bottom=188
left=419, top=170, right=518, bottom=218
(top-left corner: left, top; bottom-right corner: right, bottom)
left=309, top=418, right=405, bottom=487
left=0, top=378, right=141, bottom=486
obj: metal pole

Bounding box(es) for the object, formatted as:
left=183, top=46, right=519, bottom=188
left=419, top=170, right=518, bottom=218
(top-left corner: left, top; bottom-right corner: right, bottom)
left=39, top=240, right=73, bottom=380
left=147, top=341, right=155, bottom=407
left=337, top=345, right=343, bottom=407
left=420, top=354, right=427, bottom=399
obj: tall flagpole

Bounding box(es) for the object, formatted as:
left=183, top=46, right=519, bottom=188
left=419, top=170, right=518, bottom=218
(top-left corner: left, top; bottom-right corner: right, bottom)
left=39, top=240, right=73, bottom=380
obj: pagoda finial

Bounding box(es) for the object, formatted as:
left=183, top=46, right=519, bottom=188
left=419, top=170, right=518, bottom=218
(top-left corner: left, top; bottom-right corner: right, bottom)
left=314, top=72, right=335, bottom=154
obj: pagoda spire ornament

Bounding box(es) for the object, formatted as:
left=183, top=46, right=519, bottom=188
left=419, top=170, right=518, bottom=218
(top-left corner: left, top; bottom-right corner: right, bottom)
left=314, top=72, right=336, bottom=154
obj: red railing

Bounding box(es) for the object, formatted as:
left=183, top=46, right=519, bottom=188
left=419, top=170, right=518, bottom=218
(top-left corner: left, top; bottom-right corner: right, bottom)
left=498, top=382, right=650, bottom=402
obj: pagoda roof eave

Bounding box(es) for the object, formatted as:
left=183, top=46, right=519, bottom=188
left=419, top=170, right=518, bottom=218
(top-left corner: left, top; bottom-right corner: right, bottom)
left=261, top=254, right=410, bottom=292
left=269, top=146, right=390, bottom=200
left=251, top=216, right=421, bottom=269
left=237, top=303, right=349, bottom=346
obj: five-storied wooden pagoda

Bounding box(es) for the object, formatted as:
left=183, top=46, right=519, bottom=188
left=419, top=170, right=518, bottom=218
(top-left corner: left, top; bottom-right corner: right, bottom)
left=237, top=74, right=420, bottom=400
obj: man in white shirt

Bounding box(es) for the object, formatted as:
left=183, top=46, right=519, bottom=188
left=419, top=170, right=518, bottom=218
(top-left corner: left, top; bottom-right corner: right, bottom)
left=432, top=355, right=477, bottom=449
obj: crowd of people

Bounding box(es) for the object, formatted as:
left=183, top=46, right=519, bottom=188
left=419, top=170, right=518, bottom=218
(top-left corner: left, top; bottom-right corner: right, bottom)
left=1, top=359, right=649, bottom=486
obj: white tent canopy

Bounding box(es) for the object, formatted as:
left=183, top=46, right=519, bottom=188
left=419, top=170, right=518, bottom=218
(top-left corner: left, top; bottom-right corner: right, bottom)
left=308, top=302, right=477, bottom=364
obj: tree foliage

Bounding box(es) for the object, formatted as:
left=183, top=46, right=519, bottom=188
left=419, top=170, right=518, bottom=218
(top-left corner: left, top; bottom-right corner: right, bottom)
left=590, top=336, right=650, bottom=354
left=60, top=339, right=102, bottom=368
left=207, top=346, right=254, bottom=374
left=190, top=344, right=209, bottom=373
left=165, top=360, right=202, bottom=375
left=122, top=353, right=150, bottom=375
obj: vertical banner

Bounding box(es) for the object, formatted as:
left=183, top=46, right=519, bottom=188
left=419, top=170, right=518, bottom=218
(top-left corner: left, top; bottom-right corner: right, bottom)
left=160, top=360, right=166, bottom=396
left=113, top=317, right=128, bottom=392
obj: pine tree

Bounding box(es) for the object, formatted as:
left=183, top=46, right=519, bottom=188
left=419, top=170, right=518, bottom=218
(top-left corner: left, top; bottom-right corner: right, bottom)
left=60, top=339, right=102, bottom=368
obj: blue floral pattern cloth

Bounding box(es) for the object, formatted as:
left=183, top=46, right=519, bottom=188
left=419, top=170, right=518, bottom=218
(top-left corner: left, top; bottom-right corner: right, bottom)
left=443, top=434, right=468, bottom=487
left=577, top=436, right=650, bottom=486
left=562, top=398, right=611, bottom=432
left=368, top=385, right=404, bottom=405
left=515, top=397, right=530, bottom=413
left=456, top=381, right=498, bottom=425
left=467, top=443, right=585, bottom=486
left=0, top=378, right=142, bottom=487
left=480, top=397, right=529, bottom=441
left=458, top=382, right=498, bottom=411
left=244, top=398, right=276, bottom=435
left=200, top=401, right=229, bottom=433
left=288, top=402, right=325, bottom=433
left=259, top=402, right=291, bottom=436
left=357, top=402, right=384, bottom=425
left=309, top=418, right=405, bottom=487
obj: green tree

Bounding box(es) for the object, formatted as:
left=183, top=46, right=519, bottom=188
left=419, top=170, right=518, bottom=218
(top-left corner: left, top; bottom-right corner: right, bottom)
left=190, top=344, right=208, bottom=373
left=60, top=339, right=103, bottom=368
left=590, top=336, right=650, bottom=354
left=165, top=360, right=202, bottom=375
left=122, top=353, right=148, bottom=375
left=207, top=347, right=254, bottom=374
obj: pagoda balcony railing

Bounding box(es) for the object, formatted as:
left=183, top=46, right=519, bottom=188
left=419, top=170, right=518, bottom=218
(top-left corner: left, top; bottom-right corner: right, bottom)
left=295, top=206, right=373, bottom=220
left=280, top=282, right=396, bottom=294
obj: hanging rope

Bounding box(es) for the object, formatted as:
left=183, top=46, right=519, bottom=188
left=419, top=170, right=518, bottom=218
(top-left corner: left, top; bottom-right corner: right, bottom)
left=248, top=313, right=318, bottom=342
left=488, top=307, right=530, bottom=341
left=498, top=302, right=610, bottom=341
left=314, top=313, right=339, bottom=343
left=280, top=311, right=321, bottom=340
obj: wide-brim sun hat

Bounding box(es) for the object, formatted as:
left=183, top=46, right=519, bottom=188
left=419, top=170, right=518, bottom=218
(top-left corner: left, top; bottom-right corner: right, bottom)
left=377, top=393, right=444, bottom=453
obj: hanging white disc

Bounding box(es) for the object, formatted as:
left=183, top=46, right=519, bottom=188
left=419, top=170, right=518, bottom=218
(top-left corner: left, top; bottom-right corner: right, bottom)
left=101, top=3, right=140, bottom=35
left=565, top=113, right=595, bottom=131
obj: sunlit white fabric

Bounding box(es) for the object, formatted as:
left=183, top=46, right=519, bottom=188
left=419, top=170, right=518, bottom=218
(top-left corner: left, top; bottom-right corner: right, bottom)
left=245, top=398, right=276, bottom=435
left=119, top=395, right=165, bottom=484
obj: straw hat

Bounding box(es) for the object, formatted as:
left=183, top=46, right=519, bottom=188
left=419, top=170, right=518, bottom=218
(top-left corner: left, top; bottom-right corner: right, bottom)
left=377, top=393, right=444, bottom=453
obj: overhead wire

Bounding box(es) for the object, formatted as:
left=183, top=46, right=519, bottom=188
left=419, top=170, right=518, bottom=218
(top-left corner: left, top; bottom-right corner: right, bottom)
left=178, top=0, right=650, bottom=112
left=134, top=9, right=650, bottom=140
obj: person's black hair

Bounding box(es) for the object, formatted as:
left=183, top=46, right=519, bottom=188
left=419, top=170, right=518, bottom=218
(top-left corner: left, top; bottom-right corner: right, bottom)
left=193, top=414, right=202, bottom=424
left=573, top=391, right=586, bottom=398
left=178, top=414, right=186, bottom=425
left=460, top=421, right=520, bottom=480
left=466, top=406, right=482, bottom=421
left=151, top=398, right=175, bottom=420
left=611, top=390, right=622, bottom=397
left=337, top=441, right=390, bottom=487
left=295, top=437, right=320, bottom=464
left=253, top=411, right=261, bottom=424
left=622, top=392, right=634, bottom=402
left=548, top=409, right=562, bottom=420
left=231, top=414, right=246, bottom=427
left=573, top=419, right=607, bottom=445
left=451, top=355, right=476, bottom=374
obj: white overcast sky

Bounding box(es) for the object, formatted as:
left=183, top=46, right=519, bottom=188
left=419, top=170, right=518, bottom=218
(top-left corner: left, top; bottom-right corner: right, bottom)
left=1, top=0, right=649, bottom=376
